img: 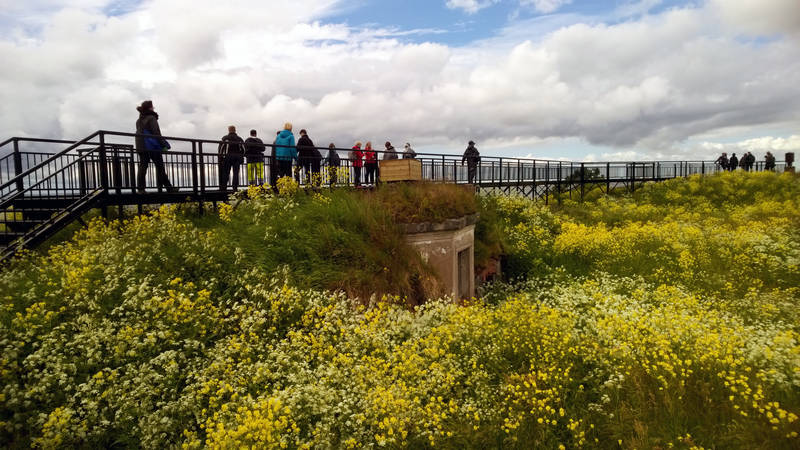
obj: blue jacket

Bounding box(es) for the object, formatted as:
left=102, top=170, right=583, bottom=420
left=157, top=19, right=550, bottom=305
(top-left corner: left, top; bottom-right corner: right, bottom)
left=274, top=130, right=297, bottom=162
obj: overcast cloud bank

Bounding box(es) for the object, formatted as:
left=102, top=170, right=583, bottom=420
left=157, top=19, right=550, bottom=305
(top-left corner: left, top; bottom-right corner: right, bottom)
left=0, top=0, right=798, bottom=160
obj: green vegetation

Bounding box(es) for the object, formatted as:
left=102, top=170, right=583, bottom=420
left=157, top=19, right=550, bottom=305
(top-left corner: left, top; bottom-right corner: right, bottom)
left=1, top=171, right=799, bottom=448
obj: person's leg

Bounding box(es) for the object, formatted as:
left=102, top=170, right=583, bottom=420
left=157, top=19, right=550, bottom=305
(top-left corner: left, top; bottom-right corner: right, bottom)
left=256, top=162, right=264, bottom=184
left=247, top=162, right=255, bottom=185
left=137, top=151, right=151, bottom=192
left=354, top=166, right=361, bottom=186
left=231, top=159, right=241, bottom=190
left=312, top=160, right=321, bottom=186
left=220, top=157, right=230, bottom=189
left=151, top=151, right=173, bottom=189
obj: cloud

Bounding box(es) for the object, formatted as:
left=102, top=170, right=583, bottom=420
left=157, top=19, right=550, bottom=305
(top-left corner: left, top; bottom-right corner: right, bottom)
left=445, top=0, right=500, bottom=14
left=1, top=0, right=799, bottom=161
left=520, top=0, right=572, bottom=14
left=709, top=0, right=800, bottom=37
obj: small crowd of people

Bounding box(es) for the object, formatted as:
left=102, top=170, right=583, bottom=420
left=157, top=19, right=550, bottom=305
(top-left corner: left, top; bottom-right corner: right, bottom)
left=135, top=100, right=483, bottom=191
left=714, top=151, right=776, bottom=172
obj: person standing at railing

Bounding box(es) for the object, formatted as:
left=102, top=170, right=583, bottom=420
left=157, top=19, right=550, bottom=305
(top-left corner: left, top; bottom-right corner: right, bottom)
left=274, top=123, right=297, bottom=181
left=462, top=140, right=481, bottom=184
left=326, top=143, right=341, bottom=185
left=364, top=142, right=378, bottom=186
left=297, top=129, right=321, bottom=186
left=383, top=142, right=398, bottom=160
left=218, top=126, right=245, bottom=191
left=744, top=152, right=755, bottom=171
left=765, top=151, right=776, bottom=171
left=135, top=100, right=175, bottom=193
left=729, top=153, right=738, bottom=171
left=403, top=143, right=416, bottom=159
left=244, top=129, right=265, bottom=185
left=350, top=142, right=363, bottom=187
left=714, top=152, right=729, bottom=171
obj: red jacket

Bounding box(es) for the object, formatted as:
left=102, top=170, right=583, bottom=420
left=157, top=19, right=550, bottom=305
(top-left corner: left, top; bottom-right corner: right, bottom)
left=364, top=148, right=377, bottom=163
left=351, top=146, right=364, bottom=167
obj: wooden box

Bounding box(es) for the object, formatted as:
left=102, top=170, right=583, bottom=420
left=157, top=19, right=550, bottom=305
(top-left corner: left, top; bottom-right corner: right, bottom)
left=379, top=159, right=422, bottom=182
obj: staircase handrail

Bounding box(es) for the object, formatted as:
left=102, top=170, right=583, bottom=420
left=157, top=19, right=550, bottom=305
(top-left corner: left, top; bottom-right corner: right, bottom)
left=0, top=131, right=100, bottom=194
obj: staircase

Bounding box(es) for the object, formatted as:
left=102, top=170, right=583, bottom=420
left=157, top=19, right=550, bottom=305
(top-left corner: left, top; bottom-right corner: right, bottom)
left=0, top=132, right=106, bottom=262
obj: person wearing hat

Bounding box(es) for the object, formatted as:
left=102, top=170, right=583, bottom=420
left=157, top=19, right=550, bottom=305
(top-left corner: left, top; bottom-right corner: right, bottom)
left=135, top=100, right=175, bottom=193
left=402, top=143, right=416, bottom=159
left=462, top=140, right=481, bottom=184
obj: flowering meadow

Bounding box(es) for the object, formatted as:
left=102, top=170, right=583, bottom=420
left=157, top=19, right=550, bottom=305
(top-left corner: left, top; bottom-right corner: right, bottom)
left=1, top=172, right=799, bottom=448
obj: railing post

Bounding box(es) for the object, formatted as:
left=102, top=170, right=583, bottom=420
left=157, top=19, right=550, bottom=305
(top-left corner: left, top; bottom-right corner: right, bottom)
left=631, top=162, right=636, bottom=193
left=12, top=139, right=23, bottom=193
left=441, top=155, right=446, bottom=182
left=701, top=161, right=705, bottom=175
left=98, top=132, right=109, bottom=217
left=499, top=158, right=503, bottom=187
left=545, top=161, right=549, bottom=205
left=532, top=160, right=537, bottom=199
left=199, top=142, right=206, bottom=196
left=556, top=162, right=562, bottom=204
left=580, top=162, right=585, bottom=202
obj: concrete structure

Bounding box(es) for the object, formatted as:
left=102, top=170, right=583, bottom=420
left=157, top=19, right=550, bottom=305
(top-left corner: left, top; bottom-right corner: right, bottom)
left=403, top=214, right=478, bottom=300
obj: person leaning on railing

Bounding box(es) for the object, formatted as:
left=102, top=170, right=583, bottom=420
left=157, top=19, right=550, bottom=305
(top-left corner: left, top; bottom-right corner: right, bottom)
left=765, top=151, right=776, bottom=171
left=350, top=142, right=364, bottom=187
left=218, top=125, right=245, bottom=191
left=135, top=100, right=176, bottom=193
left=364, top=142, right=378, bottom=186
left=244, top=129, right=265, bottom=185
left=402, top=143, right=416, bottom=159
left=274, top=123, right=297, bottom=181
left=326, top=143, right=340, bottom=186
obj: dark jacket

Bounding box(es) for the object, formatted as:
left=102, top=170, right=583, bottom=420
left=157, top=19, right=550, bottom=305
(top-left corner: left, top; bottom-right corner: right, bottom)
left=462, top=144, right=480, bottom=165
left=729, top=155, right=738, bottom=168
left=135, top=111, right=167, bottom=152
left=714, top=155, right=728, bottom=168
left=383, top=146, right=398, bottom=160
left=297, top=135, right=320, bottom=161
left=244, top=137, right=265, bottom=160
left=327, top=149, right=341, bottom=167
left=219, top=133, right=245, bottom=158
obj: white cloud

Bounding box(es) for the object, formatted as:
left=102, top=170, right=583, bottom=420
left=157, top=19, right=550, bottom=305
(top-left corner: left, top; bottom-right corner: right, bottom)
left=445, top=0, right=499, bottom=14
left=1, top=0, right=799, bottom=161
left=520, top=0, right=572, bottom=14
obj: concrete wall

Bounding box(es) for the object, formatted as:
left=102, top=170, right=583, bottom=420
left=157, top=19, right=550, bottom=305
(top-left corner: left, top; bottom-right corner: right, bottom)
left=405, top=224, right=475, bottom=300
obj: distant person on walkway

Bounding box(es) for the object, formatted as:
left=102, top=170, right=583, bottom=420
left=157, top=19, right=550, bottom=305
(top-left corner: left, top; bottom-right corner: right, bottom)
left=218, top=125, right=245, bottom=191
left=364, top=141, right=378, bottom=186
left=744, top=152, right=755, bottom=171
left=462, top=140, right=481, bottom=184
left=714, top=152, right=729, bottom=171
left=244, top=129, right=265, bottom=185
left=274, top=123, right=297, bottom=181
left=350, top=142, right=364, bottom=187
left=326, top=143, right=340, bottom=185
left=729, top=153, right=738, bottom=171
left=403, top=142, right=416, bottom=159
left=297, top=129, right=321, bottom=186
left=765, top=151, right=776, bottom=171
left=383, top=141, right=398, bottom=160
left=135, top=100, right=175, bottom=193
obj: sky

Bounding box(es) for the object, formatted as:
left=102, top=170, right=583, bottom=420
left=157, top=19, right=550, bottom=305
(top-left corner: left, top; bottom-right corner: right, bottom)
left=0, top=0, right=799, bottom=161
